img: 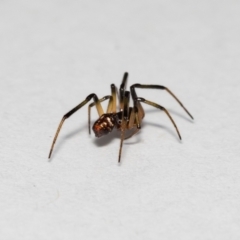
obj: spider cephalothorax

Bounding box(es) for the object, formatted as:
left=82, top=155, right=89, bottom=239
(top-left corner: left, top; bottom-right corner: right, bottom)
left=48, top=72, right=193, bottom=163
left=92, top=113, right=116, bottom=137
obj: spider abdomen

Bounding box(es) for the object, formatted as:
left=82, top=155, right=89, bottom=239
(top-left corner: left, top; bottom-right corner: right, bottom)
left=92, top=113, right=116, bottom=137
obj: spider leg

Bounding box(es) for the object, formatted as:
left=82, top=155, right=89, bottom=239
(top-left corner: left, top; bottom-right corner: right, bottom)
left=123, top=91, right=130, bottom=120
left=119, top=119, right=127, bottom=163
left=88, top=95, right=113, bottom=134
left=124, top=107, right=140, bottom=140
left=135, top=97, right=182, bottom=140
left=131, top=84, right=193, bottom=119
left=118, top=91, right=130, bottom=163
left=88, top=84, right=118, bottom=134
left=48, top=94, right=104, bottom=159
left=127, top=107, right=135, bottom=128
left=119, top=72, right=128, bottom=111
left=111, top=84, right=117, bottom=113
left=130, top=84, right=145, bottom=129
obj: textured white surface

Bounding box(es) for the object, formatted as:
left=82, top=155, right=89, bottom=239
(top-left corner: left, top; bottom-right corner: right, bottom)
left=0, top=0, right=240, bottom=239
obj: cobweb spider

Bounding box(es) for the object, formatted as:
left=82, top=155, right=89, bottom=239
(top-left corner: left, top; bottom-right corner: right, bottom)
left=48, top=72, right=193, bottom=163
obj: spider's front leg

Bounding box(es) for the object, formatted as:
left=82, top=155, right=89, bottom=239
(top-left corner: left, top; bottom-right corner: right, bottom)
left=88, top=95, right=112, bottom=135
left=48, top=93, right=104, bottom=159
left=118, top=89, right=144, bottom=162
left=118, top=91, right=130, bottom=163
left=88, top=84, right=117, bottom=134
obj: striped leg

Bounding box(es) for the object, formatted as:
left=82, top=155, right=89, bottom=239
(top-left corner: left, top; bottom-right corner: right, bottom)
left=48, top=94, right=104, bottom=158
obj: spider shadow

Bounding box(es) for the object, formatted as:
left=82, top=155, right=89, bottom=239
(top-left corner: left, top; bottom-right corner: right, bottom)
left=92, top=128, right=142, bottom=147
left=49, top=109, right=192, bottom=159
left=141, top=107, right=194, bottom=142
left=144, top=108, right=194, bottom=123
left=141, top=121, right=181, bottom=142
left=92, top=117, right=181, bottom=148
left=93, top=130, right=120, bottom=147
left=49, top=124, right=88, bottom=160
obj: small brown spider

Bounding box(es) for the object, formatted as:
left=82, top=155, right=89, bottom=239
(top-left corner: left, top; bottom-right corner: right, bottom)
left=48, top=72, right=193, bottom=163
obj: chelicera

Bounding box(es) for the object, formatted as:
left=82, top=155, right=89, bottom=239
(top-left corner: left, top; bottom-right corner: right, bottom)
left=48, top=72, right=193, bottom=163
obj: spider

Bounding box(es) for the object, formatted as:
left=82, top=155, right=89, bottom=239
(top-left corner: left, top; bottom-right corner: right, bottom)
left=48, top=72, right=193, bottom=163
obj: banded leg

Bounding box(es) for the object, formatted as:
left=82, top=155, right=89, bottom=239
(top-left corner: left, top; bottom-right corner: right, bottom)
left=119, top=72, right=128, bottom=111
left=124, top=107, right=139, bottom=140
left=131, top=84, right=194, bottom=119
left=110, top=84, right=117, bottom=113
left=130, top=85, right=145, bottom=129
left=48, top=94, right=103, bottom=158
left=88, top=84, right=117, bottom=134
left=88, top=95, right=113, bottom=134
left=118, top=91, right=130, bottom=163
left=136, top=97, right=182, bottom=140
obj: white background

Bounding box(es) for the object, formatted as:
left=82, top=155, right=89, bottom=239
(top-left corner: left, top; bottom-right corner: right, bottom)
left=0, top=0, right=240, bottom=239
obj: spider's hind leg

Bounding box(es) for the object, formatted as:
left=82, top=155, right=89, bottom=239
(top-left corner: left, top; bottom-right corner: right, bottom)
left=136, top=97, right=182, bottom=140
left=131, top=84, right=193, bottom=120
